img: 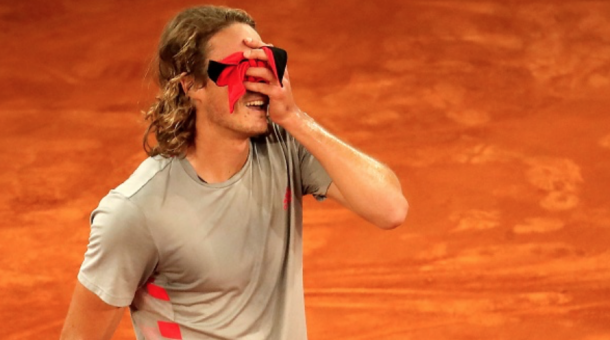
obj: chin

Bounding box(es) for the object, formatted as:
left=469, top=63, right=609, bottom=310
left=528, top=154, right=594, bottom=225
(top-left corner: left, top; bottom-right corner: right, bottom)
left=249, top=120, right=271, bottom=138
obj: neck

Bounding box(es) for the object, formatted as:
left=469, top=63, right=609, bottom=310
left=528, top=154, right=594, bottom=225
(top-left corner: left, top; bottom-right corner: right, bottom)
left=185, top=125, right=251, bottom=184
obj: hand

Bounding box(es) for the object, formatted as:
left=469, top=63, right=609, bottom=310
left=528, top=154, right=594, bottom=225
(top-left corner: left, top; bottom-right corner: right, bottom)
left=242, top=38, right=302, bottom=126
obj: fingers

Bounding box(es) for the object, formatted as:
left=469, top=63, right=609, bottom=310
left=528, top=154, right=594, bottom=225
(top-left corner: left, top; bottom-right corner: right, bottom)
left=243, top=81, right=272, bottom=96
left=243, top=37, right=273, bottom=48
left=242, top=48, right=268, bottom=61
left=242, top=37, right=275, bottom=61
left=245, top=67, right=278, bottom=85
left=244, top=76, right=291, bottom=98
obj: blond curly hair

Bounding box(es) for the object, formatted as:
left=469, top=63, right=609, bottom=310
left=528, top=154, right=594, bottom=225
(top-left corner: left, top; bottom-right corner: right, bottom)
left=143, top=6, right=255, bottom=157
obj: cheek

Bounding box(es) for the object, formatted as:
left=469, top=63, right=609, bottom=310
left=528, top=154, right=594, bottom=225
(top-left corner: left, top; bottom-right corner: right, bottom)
left=206, top=86, right=230, bottom=112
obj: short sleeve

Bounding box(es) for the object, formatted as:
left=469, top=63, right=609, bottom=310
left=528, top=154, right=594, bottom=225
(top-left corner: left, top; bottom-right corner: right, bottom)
left=297, top=142, right=332, bottom=201
left=78, top=191, right=158, bottom=307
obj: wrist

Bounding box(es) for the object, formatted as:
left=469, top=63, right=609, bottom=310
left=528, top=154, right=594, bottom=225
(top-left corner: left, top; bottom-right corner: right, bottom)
left=274, top=109, right=311, bottom=131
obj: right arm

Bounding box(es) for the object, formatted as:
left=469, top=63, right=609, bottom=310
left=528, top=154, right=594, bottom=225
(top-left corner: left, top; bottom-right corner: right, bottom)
left=63, top=192, right=158, bottom=339
left=60, top=281, right=124, bottom=340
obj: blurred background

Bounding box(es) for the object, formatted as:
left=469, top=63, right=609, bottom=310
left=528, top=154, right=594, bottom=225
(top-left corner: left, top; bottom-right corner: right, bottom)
left=1, top=0, right=609, bottom=339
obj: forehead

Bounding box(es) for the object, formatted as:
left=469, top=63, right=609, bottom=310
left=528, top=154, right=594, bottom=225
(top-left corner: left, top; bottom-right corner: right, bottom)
left=208, top=23, right=262, bottom=61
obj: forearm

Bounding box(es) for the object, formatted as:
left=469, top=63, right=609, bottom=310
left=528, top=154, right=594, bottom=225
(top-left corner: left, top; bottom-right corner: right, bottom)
left=60, top=281, right=124, bottom=340
left=280, top=110, right=408, bottom=229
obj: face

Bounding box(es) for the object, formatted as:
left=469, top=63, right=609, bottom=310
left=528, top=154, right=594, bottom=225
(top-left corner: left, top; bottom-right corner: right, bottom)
left=191, top=23, right=269, bottom=139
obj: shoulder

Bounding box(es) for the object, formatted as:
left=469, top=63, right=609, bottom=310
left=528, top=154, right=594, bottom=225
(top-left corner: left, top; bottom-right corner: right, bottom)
left=114, top=156, right=173, bottom=199
left=91, top=156, right=174, bottom=227
left=90, top=190, right=148, bottom=243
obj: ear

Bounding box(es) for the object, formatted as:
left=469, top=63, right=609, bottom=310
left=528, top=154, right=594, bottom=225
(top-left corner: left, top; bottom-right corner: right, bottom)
left=179, top=73, right=196, bottom=96
left=180, top=74, right=210, bottom=107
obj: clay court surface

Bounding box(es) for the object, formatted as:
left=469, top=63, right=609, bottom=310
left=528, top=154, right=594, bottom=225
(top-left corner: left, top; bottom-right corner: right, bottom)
left=2, top=0, right=610, bottom=339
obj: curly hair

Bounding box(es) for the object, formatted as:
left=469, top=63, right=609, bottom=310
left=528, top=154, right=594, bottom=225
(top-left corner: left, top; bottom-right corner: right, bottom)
left=143, top=6, right=256, bottom=157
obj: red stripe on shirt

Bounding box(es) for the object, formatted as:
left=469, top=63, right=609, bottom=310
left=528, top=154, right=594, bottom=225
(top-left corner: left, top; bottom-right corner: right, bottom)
left=158, top=321, right=182, bottom=339
left=146, top=281, right=170, bottom=301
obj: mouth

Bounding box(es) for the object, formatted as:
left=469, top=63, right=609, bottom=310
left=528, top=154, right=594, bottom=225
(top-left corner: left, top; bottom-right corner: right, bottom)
left=244, top=94, right=270, bottom=115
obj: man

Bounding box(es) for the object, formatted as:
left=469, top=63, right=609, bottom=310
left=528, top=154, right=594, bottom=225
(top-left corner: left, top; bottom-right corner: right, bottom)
left=61, top=5, right=407, bottom=340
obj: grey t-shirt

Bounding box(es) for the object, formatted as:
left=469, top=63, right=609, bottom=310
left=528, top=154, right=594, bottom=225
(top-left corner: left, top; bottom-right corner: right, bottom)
left=78, top=124, right=332, bottom=340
